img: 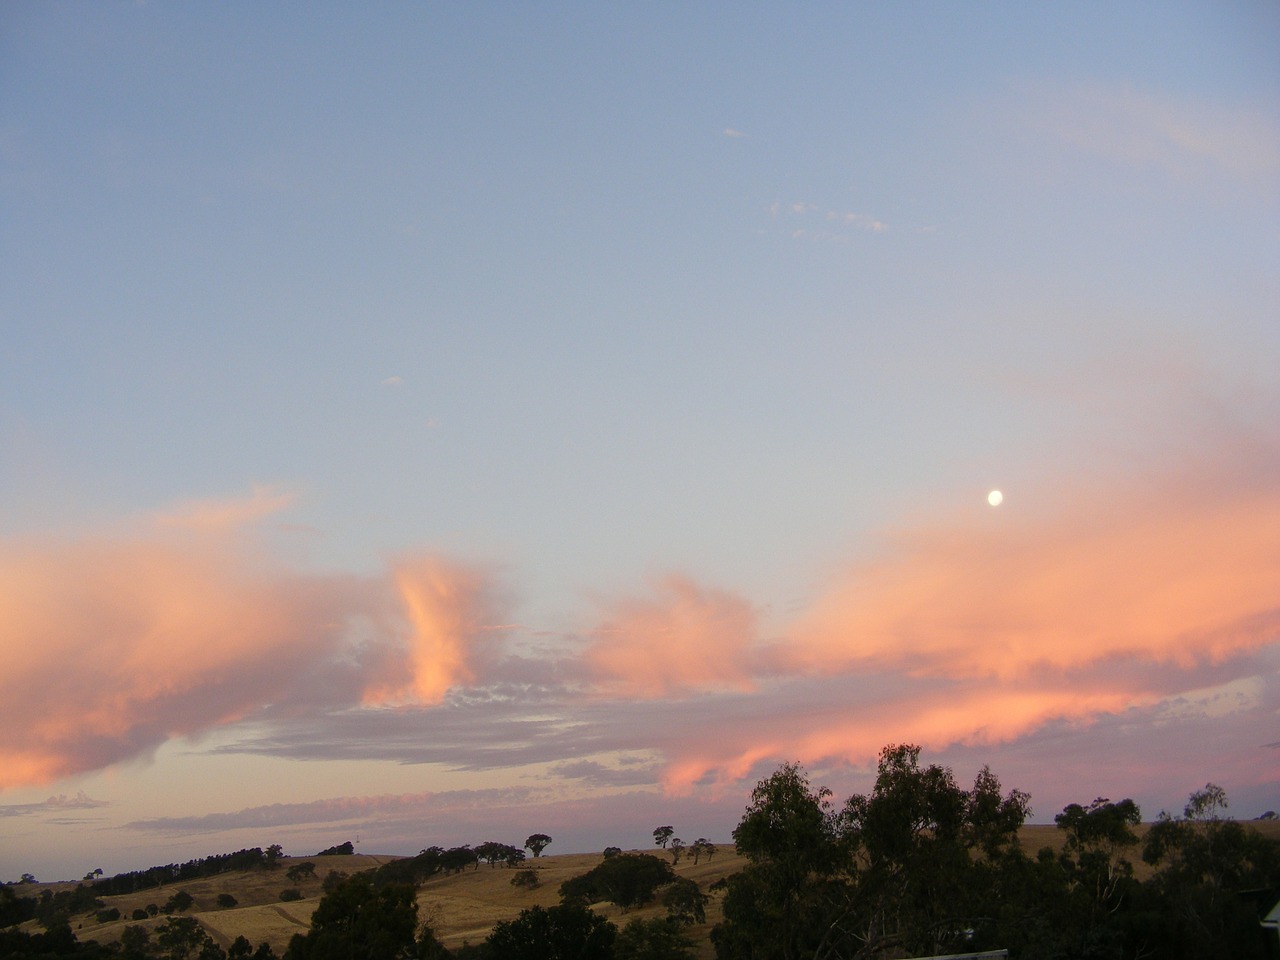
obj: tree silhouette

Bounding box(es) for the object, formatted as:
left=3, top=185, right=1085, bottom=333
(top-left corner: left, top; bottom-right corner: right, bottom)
left=524, top=833, right=553, bottom=858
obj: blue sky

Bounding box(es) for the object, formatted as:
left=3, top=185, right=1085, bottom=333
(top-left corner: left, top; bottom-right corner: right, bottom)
left=2, top=2, right=1278, bottom=881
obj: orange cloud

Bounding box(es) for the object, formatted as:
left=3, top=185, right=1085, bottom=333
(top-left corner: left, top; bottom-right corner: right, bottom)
left=788, top=471, right=1279, bottom=682
left=0, top=496, right=499, bottom=788
left=585, top=575, right=759, bottom=698
left=361, top=557, right=495, bottom=706
left=650, top=454, right=1280, bottom=792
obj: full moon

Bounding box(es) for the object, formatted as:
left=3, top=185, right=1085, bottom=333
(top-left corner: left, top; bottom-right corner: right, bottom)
left=987, top=489, right=1003, bottom=506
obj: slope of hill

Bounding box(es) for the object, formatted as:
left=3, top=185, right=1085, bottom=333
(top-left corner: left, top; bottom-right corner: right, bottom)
left=42, top=848, right=746, bottom=957
left=20, top=819, right=1280, bottom=958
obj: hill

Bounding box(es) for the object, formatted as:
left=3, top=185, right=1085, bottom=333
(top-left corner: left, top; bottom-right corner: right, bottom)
left=18, top=819, right=1280, bottom=958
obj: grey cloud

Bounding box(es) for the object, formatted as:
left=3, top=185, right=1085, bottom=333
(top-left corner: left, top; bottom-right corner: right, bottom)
left=0, top=792, right=109, bottom=819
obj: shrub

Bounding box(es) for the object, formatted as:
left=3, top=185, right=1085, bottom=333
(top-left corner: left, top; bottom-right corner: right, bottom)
left=131, top=908, right=148, bottom=921
left=162, top=890, right=194, bottom=913
left=216, top=893, right=238, bottom=908
left=279, top=889, right=303, bottom=902
left=95, top=907, right=120, bottom=923
left=560, top=853, right=676, bottom=910
left=511, top=869, right=540, bottom=889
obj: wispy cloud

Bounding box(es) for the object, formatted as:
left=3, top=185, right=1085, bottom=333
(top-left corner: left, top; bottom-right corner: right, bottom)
left=768, top=200, right=889, bottom=238
left=126, top=787, right=540, bottom=833
left=1034, top=81, right=1280, bottom=188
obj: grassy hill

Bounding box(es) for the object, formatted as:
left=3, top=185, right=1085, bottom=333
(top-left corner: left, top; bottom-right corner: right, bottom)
left=24, top=819, right=1280, bottom=958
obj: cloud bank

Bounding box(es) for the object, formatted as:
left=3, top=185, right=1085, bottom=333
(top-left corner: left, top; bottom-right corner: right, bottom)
left=1, top=442, right=1276, bottom=808
left=0, top=498, right=504, bottom=788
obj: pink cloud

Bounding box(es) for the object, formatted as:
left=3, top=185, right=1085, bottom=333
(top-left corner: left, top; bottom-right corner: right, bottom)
left=362, top=557, right=499, bottom=706
left=788, top=468, right=1279, bottom=682
left=584, top=575, right=760, bottom=698
left=0, top=495, right=499, bottom=788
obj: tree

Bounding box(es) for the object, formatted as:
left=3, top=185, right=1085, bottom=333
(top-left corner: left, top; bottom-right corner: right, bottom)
left=616, top=917, right=696, bottom=960
left=163, top=890, right=195, bottom=914
left=475, top=841, right=525, bottom=868
left=662, top=877, right=707, bottom=925
left=485, top=902, right=617, bottom=959
left=286, top=862, right=317, bottom=883
left=653, top=826, right=675, bottom=849
left=511, top=869, right=541, bottom=889
left=284, top=873, right=419, bottom=960
left=714, top=747, right=1034, bottom=960
left=718, top=762, right=835, bottom=960
left=668, top=838, right=685, bottom=865
left=604, top=846, right=623, bottom=859
left=1139, top=784, right=1280, bottom=960
left=690, top=839, right=716, bottom=864
left=155, top=915, right=218, bottom=960
left=265, top=844, right=284, bottom=868
left=216, top=893, right=238, bottom=908
left=560, top=853, right=676, bottom=910
left=525, top=833, right=553, bottom=858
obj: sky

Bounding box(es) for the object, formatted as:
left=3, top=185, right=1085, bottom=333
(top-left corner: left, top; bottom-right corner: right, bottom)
left=1, top=2, right=1278, bottom=882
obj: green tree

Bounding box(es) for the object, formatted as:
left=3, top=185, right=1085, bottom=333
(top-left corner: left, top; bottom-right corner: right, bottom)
left=286, top=862, right=317, bottom=883
left=1139, top=784, right=1280, bottom=960
left=511, top=869, right=541, bottom=889
left=560, top=854, right=676, bottom=911
left=485, top=902, right=617, bottom=959
left=284, top=874, right=419, bottom=960
left=155, top=915, right=219, bottom=960
left=668, top=838, right=685, bottom=865
left=722, top=761, right=835, bottom=960
left=525, top=834, right=553, bottom=858
left=714, top=748, right=1033, bottom=960
left=689, top=839, right=716, bottom=864
left=164, top=890, right=195, bottom=914
left=615, top=917, right=696, bottom=960
left=661, top=877, right=707, bottom=925
left=119, top=924, right=151, bottom=959
left=653, top=826, right=674, bottom=849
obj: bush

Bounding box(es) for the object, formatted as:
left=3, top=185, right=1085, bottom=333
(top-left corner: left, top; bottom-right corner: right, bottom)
left=322, top=870, right=349, bottom=893
left=511, top=869, right=541, bottom=889
left=95, top=907, right=120, bottom=923
left=162, top=890, right=194, bottom=913
left=279, top=889, right=303, bottom=902
left=662, top=877, right=707, bottom=925
left=486, top=903, right=616, bottom=958
left=560, top=853, right=676, bottom=910
left=216, top=893, right=238, bottom=908
left=131, top=908, right=148, bottom=921
left=616, top=917, right=696, bottom=959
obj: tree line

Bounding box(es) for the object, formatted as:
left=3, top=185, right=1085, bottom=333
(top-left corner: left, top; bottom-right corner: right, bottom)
left=3, top=747, right=1279, bottom=959
left=711, top=745, right=1280, bottom=960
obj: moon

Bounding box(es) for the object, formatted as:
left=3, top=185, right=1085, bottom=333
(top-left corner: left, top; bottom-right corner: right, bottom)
left=987, top=489, right=1003, bottom=507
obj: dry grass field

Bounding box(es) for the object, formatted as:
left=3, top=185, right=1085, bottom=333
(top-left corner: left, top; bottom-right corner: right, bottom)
left=25, top=819, right=1280, bottom=958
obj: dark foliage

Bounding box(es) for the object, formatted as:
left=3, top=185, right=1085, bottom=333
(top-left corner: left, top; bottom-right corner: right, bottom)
left=315, top=842, right=354, bottom=857
left=284, top=874, right=418, bottom=960
left=92, top=848, right=269, bottom=896
left=560, top=853, right=676, bottom=910
left=485, top=902, right=617, bottom=959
